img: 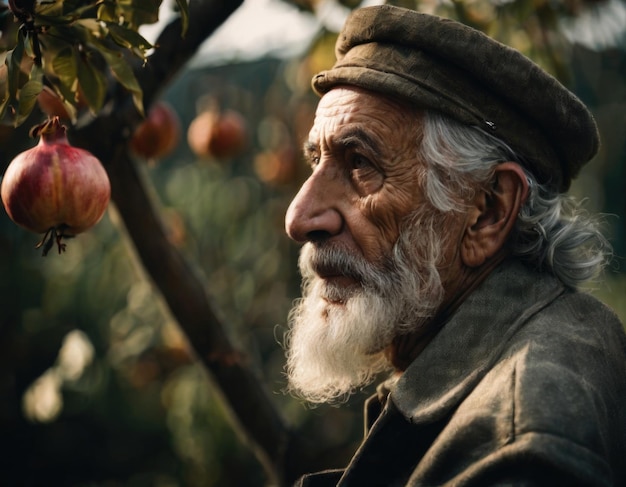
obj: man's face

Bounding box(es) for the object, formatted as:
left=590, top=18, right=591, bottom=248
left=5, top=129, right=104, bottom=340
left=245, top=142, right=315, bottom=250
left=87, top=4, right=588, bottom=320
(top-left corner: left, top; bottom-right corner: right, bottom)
left=285, top=86, right=426, bottom=267
left=283, top=87, right=463, bottom=403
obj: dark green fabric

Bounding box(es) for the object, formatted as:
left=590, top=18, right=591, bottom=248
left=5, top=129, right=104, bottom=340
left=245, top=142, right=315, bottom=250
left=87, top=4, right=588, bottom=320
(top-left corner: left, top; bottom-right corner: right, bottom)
left=295, top=260, right=626, bottom=486
left=312, top=5, right=600, bottom=193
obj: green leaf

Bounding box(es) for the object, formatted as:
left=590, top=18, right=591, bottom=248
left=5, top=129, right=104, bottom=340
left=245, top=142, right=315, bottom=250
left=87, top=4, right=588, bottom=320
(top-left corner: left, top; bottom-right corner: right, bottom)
left=0, top=65, right=11, bottom=119
left=117, top=0, right=161, bottom=29
left=6, top=34, right=25, bottom=101
left=44, top=24, right=78, bottom=45
left=50, top=46, right=79, bottom=105
left=54, top=78, right=78, bottom=113
left=35, top=1, right=103, bottom=28
left=51, top=47, right=78, bottom=87
left=60, top=0, right=102, bottom=21
left=46, top=21, right=146, bottom=116
left=174, top=0, right=188, bottom=37
left=34, top=12, right=81, bottom=27
left=15, top=64, right=43, bottom=125
left=105, top=22, right=153, bottom=54
left=97, top=2, right=118, bottom=23
left=35, top=0, right=65, bottom=18
left=75, top=18, right=107, bottom=38
left=60, top=0, right=97, bottom=16
left=99, top=46, right=143, bottom=115
left=76, top=53, right=107, bottom=113
left=23, top=30, right=35, bottom=60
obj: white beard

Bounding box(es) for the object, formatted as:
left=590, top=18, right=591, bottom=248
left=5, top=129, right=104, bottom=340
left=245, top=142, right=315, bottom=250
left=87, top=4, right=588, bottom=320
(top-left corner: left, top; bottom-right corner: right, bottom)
left=285, top=211, right=447, bottom=404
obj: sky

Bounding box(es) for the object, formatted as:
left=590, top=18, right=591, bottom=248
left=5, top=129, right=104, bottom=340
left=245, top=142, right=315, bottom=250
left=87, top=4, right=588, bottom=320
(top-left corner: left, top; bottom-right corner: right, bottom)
left=140, top=0, right=338, bottom=67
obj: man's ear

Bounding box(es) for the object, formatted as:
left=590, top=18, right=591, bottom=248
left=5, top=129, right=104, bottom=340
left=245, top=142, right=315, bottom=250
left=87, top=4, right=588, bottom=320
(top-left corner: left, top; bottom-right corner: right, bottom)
left=461, top=162, right=529, bottom=268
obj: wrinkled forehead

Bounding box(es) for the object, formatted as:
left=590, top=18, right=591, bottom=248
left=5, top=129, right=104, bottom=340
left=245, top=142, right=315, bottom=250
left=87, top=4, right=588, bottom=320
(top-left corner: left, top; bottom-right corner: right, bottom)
left=308, top=86, right=422, bottom=141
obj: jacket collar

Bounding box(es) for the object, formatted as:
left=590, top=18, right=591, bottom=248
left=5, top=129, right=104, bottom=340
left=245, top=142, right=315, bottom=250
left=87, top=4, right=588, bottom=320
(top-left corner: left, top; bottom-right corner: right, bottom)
left=386, top=259, right=566, bottom=423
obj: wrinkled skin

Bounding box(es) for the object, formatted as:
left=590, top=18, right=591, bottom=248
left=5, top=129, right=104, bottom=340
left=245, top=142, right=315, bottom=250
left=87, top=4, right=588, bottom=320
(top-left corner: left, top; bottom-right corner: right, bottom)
left=285, top=87, right=467, bottom=299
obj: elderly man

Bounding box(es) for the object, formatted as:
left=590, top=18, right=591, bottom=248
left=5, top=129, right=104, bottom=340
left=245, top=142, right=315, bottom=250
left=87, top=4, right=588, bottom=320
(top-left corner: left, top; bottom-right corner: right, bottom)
left=283, top=5, right=626, bottom=487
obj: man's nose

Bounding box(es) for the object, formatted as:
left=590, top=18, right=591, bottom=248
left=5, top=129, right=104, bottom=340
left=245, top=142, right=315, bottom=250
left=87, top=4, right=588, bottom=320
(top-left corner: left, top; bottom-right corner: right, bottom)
left=285, top=170, right=342, bottom=243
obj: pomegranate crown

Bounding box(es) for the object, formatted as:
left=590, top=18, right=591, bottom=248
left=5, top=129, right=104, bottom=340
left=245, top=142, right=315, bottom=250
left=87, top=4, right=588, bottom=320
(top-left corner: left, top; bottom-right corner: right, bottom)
left=29, top=117, right=67, bottom=141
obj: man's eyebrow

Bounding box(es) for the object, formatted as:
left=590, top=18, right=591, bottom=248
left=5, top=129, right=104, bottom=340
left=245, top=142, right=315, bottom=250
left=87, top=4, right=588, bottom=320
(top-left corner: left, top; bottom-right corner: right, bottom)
left=335, top=128, right=380, bottom=154
left=303, top=129, right=381, bottom=155
left=303, top=140, right=317, bottom=155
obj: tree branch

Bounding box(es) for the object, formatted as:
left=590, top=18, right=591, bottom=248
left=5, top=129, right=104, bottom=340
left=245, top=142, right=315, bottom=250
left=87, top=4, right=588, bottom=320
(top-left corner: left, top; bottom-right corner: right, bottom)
left=106, top=144, right=294, bottom=485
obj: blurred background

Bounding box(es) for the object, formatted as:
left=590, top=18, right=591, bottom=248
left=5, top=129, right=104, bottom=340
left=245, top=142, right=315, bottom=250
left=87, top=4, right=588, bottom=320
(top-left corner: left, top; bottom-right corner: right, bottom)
left=0, top=0, right=624, bottom=485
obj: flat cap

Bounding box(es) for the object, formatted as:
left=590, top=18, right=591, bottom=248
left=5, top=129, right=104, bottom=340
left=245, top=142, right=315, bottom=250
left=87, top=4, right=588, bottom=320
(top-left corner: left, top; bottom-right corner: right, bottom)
left=312, top=5, right=599, bottom=192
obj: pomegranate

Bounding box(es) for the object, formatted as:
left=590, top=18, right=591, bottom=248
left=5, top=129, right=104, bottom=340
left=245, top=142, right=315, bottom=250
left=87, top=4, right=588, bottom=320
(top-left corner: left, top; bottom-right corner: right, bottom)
left=1, top=117, right=111, bottom=255
left=253, top=144, right=298, bottom=187
left=187, top=108, right=248, bottom=160
left=129, top=101, right=181, bottom=161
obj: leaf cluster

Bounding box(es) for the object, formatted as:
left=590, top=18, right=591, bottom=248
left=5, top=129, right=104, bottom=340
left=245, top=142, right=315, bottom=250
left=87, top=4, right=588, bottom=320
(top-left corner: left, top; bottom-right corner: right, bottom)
left=0, top=0, right=189, bottom=127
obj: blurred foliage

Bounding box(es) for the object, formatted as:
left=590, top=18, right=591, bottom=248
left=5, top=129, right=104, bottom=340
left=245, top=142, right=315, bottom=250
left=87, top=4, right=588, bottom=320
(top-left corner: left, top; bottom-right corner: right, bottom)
left=0, top=0, right=624, bottom=485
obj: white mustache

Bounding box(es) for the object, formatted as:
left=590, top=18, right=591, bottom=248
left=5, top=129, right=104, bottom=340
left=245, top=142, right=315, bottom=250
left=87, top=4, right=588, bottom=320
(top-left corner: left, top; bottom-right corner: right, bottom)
left=299, top=242, right=398, bottom=294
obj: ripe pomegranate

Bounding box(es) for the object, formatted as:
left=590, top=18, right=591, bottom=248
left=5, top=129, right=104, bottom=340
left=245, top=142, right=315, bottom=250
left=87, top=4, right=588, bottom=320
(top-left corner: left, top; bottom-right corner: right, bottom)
left=129, top=101, right=181, bottom=161
left=187, top=108, right=248, bottom=160
left=1, top=117, right=111, bottom=255
left=253, top=144, right=298, bottom=187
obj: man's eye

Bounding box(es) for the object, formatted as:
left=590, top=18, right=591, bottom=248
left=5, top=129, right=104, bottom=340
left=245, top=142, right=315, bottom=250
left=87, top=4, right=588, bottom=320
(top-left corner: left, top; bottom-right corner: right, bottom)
left=349, top=154, right=384, bottom=194
left=307, top=155, right=320, bottom=168
left=351, top=154, right=372, bottom=170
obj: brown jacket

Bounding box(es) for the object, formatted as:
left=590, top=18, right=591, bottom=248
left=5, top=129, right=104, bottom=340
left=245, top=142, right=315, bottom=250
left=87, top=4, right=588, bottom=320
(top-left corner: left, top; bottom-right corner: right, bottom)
left=296, top=260, right=626, bottom=486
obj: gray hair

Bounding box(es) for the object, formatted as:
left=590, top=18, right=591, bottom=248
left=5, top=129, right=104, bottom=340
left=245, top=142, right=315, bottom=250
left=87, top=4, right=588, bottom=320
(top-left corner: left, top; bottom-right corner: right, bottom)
left=417, top=111, right=611, bottom=288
